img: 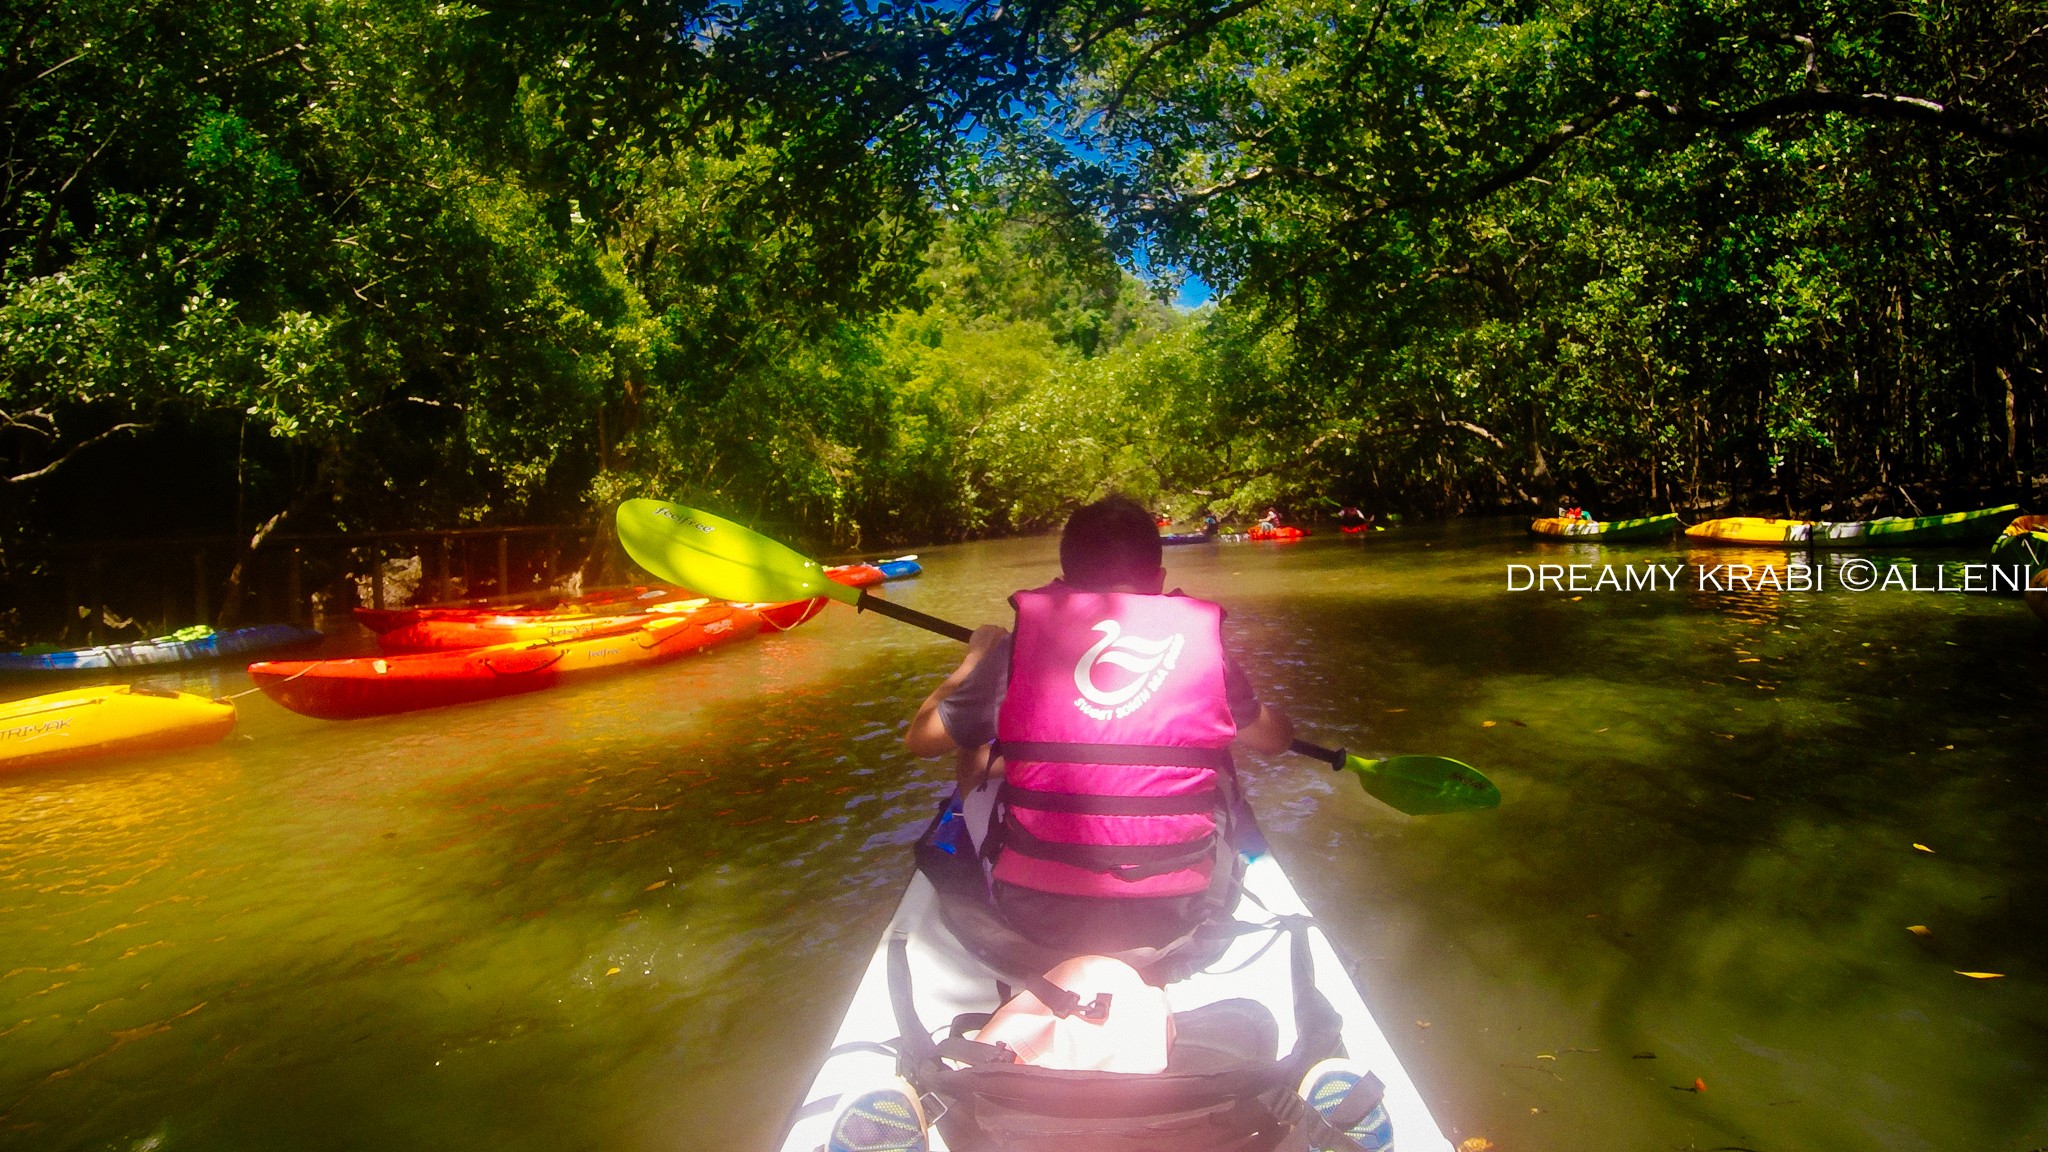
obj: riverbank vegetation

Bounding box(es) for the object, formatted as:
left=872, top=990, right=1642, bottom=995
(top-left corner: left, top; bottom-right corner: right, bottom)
left=4, top=1, right=2045, bottom=630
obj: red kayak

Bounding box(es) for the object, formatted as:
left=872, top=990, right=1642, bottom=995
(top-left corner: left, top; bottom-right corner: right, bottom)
left=252, top=601, right=767, bottom=719
left=1247, top=524, right=1309, bottom=541
left=823, top=563, right=884, bottom=588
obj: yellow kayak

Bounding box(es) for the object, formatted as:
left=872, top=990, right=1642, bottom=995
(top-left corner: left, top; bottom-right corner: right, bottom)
left=1684, top=517, right=1813, bottom=545
left=1687, top=505, right=2017, bottom=547
left=0, top=685, right=236, bottom=773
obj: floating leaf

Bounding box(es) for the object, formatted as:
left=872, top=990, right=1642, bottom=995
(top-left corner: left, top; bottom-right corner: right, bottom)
left=604, top=967, right=621, bottom=976
left=1482, top=720, right=1497, bottom=728
left=1632, top=1051, right=1656, bottom=1059
left=1907, top=925, right=1932, bottom=937
left=1913, top=843, right=1935, bottom=853
left=1415, top=1020, right=1432, bottom=1029
left=644, top=880, right=668, bottom=891
left=1955, top=971, right=2005, bottom=979
left=1694, top=1077, right=1707, bottom=1093
left=1458, top=1140, right=1494, bottom=1152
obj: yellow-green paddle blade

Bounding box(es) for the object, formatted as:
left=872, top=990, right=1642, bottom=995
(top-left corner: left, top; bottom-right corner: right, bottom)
left=615, top=500, right=861, bottom=606
left=1347, top=753, right=1500, bottom=815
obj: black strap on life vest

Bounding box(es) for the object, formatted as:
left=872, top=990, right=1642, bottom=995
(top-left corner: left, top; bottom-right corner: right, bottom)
left=996, top=818, right=1215, bottom=881
left=995, top=740, right=1234, bottom=770
left=999, top=784, right=1218, bottom=817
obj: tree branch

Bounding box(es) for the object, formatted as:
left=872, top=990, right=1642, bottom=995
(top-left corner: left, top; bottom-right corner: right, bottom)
left=1098, top=0, right=1266, bottom=124
left=4, top=421, right=146, bottom=484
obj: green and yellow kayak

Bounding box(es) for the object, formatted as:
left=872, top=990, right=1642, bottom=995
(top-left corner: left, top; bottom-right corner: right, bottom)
left=1529, top=512, right=1678, bottom=541
left=1991, top=515, right=2048, bottom=568
left=1686, top=505, right=2019, bottom=547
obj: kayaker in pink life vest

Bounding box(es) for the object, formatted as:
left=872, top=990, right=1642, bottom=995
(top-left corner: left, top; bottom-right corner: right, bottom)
left=904, top=495, right=1294, bottom=955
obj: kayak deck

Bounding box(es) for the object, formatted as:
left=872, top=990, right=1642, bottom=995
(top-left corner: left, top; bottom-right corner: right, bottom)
left=1530, top=512, right=1677, bottom=541
left=776, top=803, right=1451, bottom=1152
left=0, top=685, right=236, bottom=773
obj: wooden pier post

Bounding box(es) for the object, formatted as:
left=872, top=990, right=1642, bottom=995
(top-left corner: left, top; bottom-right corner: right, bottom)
left=193, top=549, right=208, bottom=624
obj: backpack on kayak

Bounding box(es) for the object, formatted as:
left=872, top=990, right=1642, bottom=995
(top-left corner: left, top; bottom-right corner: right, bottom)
left=884, top=916, right=1383, bottom=1152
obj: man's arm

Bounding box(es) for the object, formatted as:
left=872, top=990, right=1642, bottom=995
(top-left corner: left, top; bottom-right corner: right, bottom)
left=1233, top=703, right=1294, bottom=756
left=904, top=624, right=1008, bottom=757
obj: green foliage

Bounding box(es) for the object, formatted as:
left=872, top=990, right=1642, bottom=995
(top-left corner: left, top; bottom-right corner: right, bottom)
left=1066, top=0, right=2048, bottom=515
left=5, top=0, right=2046, bottom=621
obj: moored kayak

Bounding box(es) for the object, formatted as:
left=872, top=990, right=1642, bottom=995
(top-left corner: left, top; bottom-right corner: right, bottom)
left=1686, top=504, right=2018, bottom=547
left=352, top=586, right=693, bottom=634
left=1991, top=516, right=2048, bottom=568
left=776, top=792, right=1451, bottom=1152
left=1992, top=529, right=2048, bottom=569
left=1, top=685, right=235, bottom=773
left=1683, top=516, right=1811, bottom=545
left=1530, top=512, right=1678, bottom=541
left=376, top=610, right=672, bottom=654
left=1161, top=531, right=1217, bottom=545
left=250, top=601, right=765, bottom=719
left=875, top=559, right=923, bottom=579
left=0, top=624, right=321, bottom=674
left=825, top=563, right=886, bottom=588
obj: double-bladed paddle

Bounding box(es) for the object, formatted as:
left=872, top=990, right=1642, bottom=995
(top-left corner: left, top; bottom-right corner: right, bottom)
left=616, top=499, right=1500, bottom=816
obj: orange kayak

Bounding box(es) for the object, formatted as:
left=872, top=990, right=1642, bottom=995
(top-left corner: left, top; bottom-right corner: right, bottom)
left=355, top=567, right=875, bottom=635
left=252, top=601, right=765, bottom=719
left=378, top=595, right=830, bottom=653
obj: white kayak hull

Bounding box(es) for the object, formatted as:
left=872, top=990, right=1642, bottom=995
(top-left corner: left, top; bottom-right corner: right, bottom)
left=775, top=797, right=1452, bottom=1152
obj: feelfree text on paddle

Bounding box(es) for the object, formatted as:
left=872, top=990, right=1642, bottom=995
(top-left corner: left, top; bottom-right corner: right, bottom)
left=1506, top=561, right=2035, bottom=594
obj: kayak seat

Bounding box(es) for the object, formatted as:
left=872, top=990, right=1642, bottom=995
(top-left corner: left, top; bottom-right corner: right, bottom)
left=1165, top=999, right=1281, bottom=1073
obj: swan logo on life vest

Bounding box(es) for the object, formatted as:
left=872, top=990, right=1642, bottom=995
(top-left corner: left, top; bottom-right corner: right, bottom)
left=1072, top=620, right=1185, bottom=720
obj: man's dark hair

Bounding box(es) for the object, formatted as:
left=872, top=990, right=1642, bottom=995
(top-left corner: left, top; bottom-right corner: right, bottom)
left=1060, top=496, right=1163, bottom=590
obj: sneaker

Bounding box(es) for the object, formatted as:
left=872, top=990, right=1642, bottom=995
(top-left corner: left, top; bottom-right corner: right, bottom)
left=826, top=1077, right=928, bottom=1152
left=1299, top=1058, right=1395, bottom=1151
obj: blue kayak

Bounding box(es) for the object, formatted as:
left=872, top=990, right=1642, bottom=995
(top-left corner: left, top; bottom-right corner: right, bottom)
left=0, top=624, right=323, bottom=674
left=1161, top=531, right=1217, bottom=546
left=875, top=559, right=922, bottom=579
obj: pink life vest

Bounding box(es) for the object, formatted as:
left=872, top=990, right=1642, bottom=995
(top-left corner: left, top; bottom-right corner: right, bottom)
left=990, top=583, right=1237, bottom=899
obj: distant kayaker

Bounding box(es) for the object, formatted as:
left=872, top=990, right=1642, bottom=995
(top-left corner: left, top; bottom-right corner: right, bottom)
left=1201, top=512, right=1220, bottom=536
left=1259, top=505, right=1282, bottom=526
left=904, top=494, right=1294, bottom=956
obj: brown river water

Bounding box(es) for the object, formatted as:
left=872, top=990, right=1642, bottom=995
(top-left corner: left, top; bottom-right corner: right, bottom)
left=1, top=522, right=2043, bottom=1151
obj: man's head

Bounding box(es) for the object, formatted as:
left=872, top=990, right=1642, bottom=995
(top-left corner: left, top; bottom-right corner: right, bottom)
left=1060, top=496, right=1166, bottom=593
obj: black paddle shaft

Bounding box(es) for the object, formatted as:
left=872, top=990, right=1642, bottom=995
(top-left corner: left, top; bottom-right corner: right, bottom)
left=1288, top=739, right=1347, bottom=770
left=854, top=590, right=975, bottom=643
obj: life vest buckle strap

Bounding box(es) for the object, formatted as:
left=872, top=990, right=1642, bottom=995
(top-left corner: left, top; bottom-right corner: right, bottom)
left=999, top=818, right=1215, bottom=877
left=998, top=782, right=1219, bottom=817
left=995, top=740, right=1234, bottom=770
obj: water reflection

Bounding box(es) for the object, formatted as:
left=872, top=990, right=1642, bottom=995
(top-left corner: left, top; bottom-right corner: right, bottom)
left=1, top=526, right=2043, bottom=1151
